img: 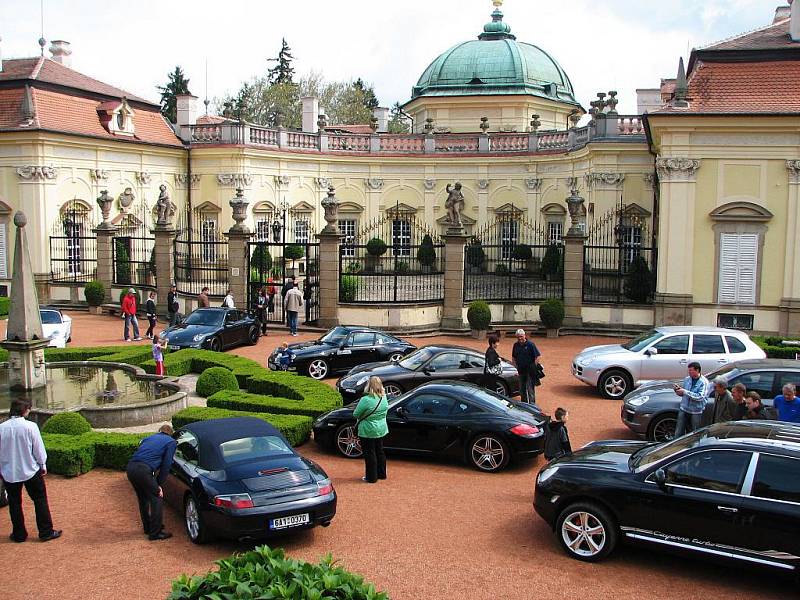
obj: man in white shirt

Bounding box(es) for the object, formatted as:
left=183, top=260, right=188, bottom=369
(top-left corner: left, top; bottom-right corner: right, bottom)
left=0, top=399, right=62, bottom=542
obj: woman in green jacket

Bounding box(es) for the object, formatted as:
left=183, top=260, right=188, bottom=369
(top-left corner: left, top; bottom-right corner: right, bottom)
left=353, top=376, right=389, bottom=483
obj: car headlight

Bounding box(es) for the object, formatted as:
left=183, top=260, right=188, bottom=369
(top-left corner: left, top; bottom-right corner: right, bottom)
left=578, top=356, right=595, bottom=366
left=627, top=395, right=649, bottom=407
left=354, top=375, right=369, bottom=387
left=538, top=466, right=559, bottom=484
left=193, top=334, right=206, bottom=342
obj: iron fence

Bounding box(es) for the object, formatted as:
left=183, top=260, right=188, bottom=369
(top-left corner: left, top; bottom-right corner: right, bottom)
left=49, top=203, right=97, bottom=283
left=113, top=209, right=155, bottom=288
left=173, top=239, right=228, bottom=296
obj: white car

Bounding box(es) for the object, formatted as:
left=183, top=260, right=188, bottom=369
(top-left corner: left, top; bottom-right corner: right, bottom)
left=572, top=326, right=766, bottom=399
left=40, top=308, right=72, bottom=348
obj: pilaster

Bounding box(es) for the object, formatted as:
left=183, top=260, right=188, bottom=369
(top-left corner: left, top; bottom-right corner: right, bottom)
left=779, top=161, right=800, bottom=335
left=317, top=230, right=342, bottom=328
left=441, top=231, right=469, bottom=330
left=224, top=230, right=252, bottom=311
left=93, top=225, right=118, bottom=302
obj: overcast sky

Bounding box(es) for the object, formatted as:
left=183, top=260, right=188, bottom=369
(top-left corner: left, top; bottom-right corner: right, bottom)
left=1, top=0, right=780, bottom=115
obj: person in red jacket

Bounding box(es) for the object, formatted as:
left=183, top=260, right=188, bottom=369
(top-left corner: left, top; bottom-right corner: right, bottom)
left=122, top=288, right=142, bottom=342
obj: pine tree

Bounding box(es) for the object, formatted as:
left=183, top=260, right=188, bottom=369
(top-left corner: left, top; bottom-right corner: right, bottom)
left=267, top=39, right=296, bottom=85
left=157, top=66, right=191, bottom=124
left=388, top=102, right=410, bottom=133
left=354, top=78, right=378, bottom=110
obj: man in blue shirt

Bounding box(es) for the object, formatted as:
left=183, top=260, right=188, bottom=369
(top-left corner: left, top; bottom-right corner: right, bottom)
left=774, top=383, right=800, bottom=423
left=673, top=362, right=711, bottom=437
left=126, top=424, right=177, bottom=540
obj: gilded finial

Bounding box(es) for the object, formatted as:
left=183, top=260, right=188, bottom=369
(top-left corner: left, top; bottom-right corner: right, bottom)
left=493, top=0, right=504, bottom=7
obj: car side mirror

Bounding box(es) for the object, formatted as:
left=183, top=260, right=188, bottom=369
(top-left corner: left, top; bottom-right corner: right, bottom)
left=424, top=365, right=435, bottom=374
left=645, top=348, right=658, bottom=356
left=395, top=406, right=407, bottom=418
left=654, top=468, right=667, bottom=491
left=339, top=341, right=347, bottom=350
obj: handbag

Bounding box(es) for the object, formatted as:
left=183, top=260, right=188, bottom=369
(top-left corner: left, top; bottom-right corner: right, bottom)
left=353, top=395, right=384, bottom=437
left=487, top=362, right=503, bottom=376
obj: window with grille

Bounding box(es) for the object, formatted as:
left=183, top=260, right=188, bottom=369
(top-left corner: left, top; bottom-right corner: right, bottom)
left=66, top=221, right=84, bottom=275
left=201, top=219, right=217, bottom=263
left=392, top=219, right=411, bottom=256
left=718, top=232, right=758, bottom=304
left=294, top=219, right=309, bottom=245
left=547, top=221, right=563, bottom=246
left=499, top=220, right=518, bottom=259
left=255, top=219, right=271, bottom=242
left=339, top=219, right=356, bottom=257
left=620, top=224, right=642, bottom=266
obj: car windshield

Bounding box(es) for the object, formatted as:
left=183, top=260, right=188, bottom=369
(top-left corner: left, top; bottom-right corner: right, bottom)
left=399, top=347, right=435, bottom=370
left=320, top=326, right=350, bottom=345
left=40, top=311, right=62, bottom=325
left=219, top=435, right=292, bottom=464
left=630, top=428, right=710, bottom=469
left=469, top=387, right=514, bottom=411
left=184, top=310, right=224, bottom=327
left=621, top=329, right=663, bottom=352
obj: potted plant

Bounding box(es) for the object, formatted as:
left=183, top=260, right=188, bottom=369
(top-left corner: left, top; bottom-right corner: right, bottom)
left=539, top=298, right=565, bottom=338
left=365, top=237, right=387, bottom=273
left=283, top=244, right=304, bottom=278
left=624, top=256, right=655, bottom=304
left=466, top=239, right=486, bottom=273
left=467, top=300, right=492, bottom=340
left=511, top=243, right=532, bottom=273
left=84, top=280, right=105, bottom=314
left=416, top=234, right=437, bottom=273
left=541, top=244, right=562, bottom=281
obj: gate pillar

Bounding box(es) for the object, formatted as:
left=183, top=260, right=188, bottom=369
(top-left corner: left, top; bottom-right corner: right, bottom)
left=441, top=231, right=469, bottom=330
left=225, top=229, right=252, bottom=312
left=151, top=226, right=177, bottom=318
left=317, top=229, right=342, bottom=328
left=93, top=225, right=118, bottom=303
left=563, top=232, right=586, bottom=327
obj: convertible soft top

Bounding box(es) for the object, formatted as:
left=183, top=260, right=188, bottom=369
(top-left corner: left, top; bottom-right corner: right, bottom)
left=182, top=417, right=287, bottom=470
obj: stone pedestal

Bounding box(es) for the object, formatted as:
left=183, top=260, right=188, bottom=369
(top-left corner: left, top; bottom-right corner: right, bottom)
left=562, top=233, right=585, bottom=327
left=151, top=227, right=177, bottom=318
left=654, top=293, right=694, bottom=326
left=94, top=225, right=118, bottom=302
left=317, top=229, right=342, bottom=328
left=0, top=339, right=49, bottom=390
left=224, top=229, right=252, bottom=310
left=441, top=230, right=469, bottom=330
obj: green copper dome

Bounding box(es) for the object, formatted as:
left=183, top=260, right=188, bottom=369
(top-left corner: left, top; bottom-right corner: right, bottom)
left=410, top=7, right=578, bottom=105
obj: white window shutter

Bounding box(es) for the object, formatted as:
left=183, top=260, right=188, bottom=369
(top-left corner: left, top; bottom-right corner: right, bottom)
left=718, top=232, right=758, bottom=304
left=737, top=233, right=758, bottom=304
left=0, top=223, right=6, bottom=279
left=718, top=233, right=738, bottom=303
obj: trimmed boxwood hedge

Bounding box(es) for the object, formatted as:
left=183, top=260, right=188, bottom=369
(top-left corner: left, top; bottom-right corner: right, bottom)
left=208, top=388, right=338, bottom=418
left=41, top=412, right=92, bottom=436
left=43, top=431, right=148, bottom=476
left=196, top=366, right=240, bottom=397
left=752, top=336, right=800, bottom=359
left=171, top=407, right=312, bottom=447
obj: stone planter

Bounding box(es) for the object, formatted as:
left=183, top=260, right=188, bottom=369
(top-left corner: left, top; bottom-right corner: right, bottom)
left=471, top=329, right=487, bottom=340
left=88, top=305, right=103, bottom=315
left=546, top=328, right=559, bottom=339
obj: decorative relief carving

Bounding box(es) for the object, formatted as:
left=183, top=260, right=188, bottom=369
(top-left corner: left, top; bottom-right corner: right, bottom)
left=477, top=179, right=489, bottom=190
left=174, top=173, right=201, bottom=186
left=16, top=165, right=58, bottom=180
left=524, top=177, right=542, bottom=191
left=656, top=157, right=701, bottom=182
left=274, top=175, right=290, bottom=187
left=565, top=176, right=579, bottom=189
left=217, top=173, right=253, bottom=187
left=315, top=177, right=331, bottom=189
left=118, top=187, right=135, bottom=211
left=423, top=178, right=436, bottom=191
left=585, top=172, right=625, bottom=188
left=135, top=171, right=152, bottom=185
left=90, top=169, right=109, bottom=181
left=365, top=177, right=384, bottom=190
left=643, top=173, right=656, bottom=187
left=787, top=160, right=800, bottom=185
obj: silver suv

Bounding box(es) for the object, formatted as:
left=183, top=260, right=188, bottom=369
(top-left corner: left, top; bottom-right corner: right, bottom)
left=572, top=326, right=766, bottom=399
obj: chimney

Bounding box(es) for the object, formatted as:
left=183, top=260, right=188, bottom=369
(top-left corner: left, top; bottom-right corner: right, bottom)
left=791, top=0, right=800, bottom=42
left=373, top=107, right=389, bottom=133
left=301, top=96, right=319, bottom=133
left=175, top=93, right=198, bottom=126
left=49, top=40, right=72, bottom=67
left=775, top=5, right=791, bottom=22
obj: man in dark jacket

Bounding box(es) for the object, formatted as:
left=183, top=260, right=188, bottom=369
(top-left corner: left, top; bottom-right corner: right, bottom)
left=731, top=382, right=748, bottom=420
left=710, top=377, right=737, bottom=424
left=126, top=424, right=177, bottom=540
left=167, top=285, right=180, bottom=326
left=511, top=329, right=541, bottom=404
left=544, top=407, right=572, bottom=460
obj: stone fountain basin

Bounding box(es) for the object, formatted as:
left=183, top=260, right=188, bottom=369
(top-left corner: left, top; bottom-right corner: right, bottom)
left=0, top=361, right=188, bottom=429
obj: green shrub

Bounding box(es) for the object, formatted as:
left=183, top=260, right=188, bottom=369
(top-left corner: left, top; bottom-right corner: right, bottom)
left=167, top=545, right=388, bottom=600
left=250, top=244, right=273, bottom=276
left=395, top=260, right=410, bottom=274
left=84, top=280, right=105, bottom=307
left=114, top=239, right=131, bottom=285
left=208, top=387, right=339, bottom=419
left=345, top=261, right=362, bottom=274
left=752, top=336, right=800, bottom=359
left=624, top=256, right=655, bottom=303
left=171, top=407, right=312, bottom=447
left=283, top=244, right=304, bottom=261
left=42, top=433, right=95, bottom=476
left=366, top=237, right=388, bottom=256
left=416, top=233, right=437, bottom=267
left=541, top=244, right=562, bottom=279
left=467, top=300, right=492, bottom=331
left=466, top=240, right=486, bottom=268
left=87, top=431, right=147, bottom=470
left=512, top=243, right=532, bottom=261
left=340, top=275, right=360, bottom=302
left=0, top=296, right=9, bottom=316
left=495, top=263, right=509, bottom=276
left=42, top=412, right=92, bottom=436
left=539, top=298, right=565, bottom=330
left=118, top=288, right=142, bottom=309
left=196, top=366, right=240, bottom=397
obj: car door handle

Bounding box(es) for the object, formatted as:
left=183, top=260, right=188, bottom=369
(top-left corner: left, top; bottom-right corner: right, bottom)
left=717, top=506, right=738, bottom=513
left=717, top=359, right=728, bottom=363
left=679, top=359, right=687, bottom=364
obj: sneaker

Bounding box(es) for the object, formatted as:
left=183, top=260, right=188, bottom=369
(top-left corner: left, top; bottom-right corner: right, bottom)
left=40, top=530, right=62, bottom=542
left=133, top=337, right=143, bottom=341
left=124, top=338, right=131, bottom=342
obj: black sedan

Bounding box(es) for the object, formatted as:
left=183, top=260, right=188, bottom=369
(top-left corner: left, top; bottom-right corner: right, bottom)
left=535, top=421, right=800, bottom=572
left=161, top=308, right=260, bottom=352
left=336, top=345, right=520, bottom=401
left=313, top=381, right=546, bottom=472
left=268, top=325, right=415, bottom=380
left=163, top=417, right=336, bottom=544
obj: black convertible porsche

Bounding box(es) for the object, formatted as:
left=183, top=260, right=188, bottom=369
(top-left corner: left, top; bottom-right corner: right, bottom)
left=163, top=417, right=336, bottom=544
left=161, top=308, right=260, bottom=352
left=268, top=326, right=416, bottom=380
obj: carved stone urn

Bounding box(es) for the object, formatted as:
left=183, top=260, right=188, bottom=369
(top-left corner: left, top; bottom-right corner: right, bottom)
left=229, top=187, right=250, bottom=233
left=321, top=185, right=340, bottom=234
left=565, top=188, right=586, bottom=235
left=96, top=190, right=114, bottom=228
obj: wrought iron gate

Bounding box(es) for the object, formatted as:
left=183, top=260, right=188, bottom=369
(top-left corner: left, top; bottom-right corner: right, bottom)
left=113, top=203, right=155, bottom=289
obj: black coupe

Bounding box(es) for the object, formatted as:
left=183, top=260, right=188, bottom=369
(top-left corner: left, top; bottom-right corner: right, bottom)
left=535, top=421, right=800, bottom=572
left=313, top=381, right=546, bottom=472
left=163, top=417, right=336, bottom=544
left=161, top=308, right=260, bottom=352
left=336, top=345, right=520, bottom=401
left=268, top=326, right=416, bottom=380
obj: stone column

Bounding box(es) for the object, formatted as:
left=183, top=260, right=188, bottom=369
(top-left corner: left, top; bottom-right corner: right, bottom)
left=441, top=231, right=469, bottom=330
left=562, top=233, right=586, bottom=327
left=780, top=160, right=800, bottom=335
left=225, top=230, right=251, bottom=311
left=653, top=158, right=701, bottom=326
left=93, top=226, right=117, bottom=302
left=317, top=230, right=342, bottom=328
left=151, top=227, right=177, bottom=318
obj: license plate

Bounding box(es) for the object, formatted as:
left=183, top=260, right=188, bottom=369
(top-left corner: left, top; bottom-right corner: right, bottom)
left=169, top=345, right=181, bottom=351
left=270, top=513, right=310, bottom=530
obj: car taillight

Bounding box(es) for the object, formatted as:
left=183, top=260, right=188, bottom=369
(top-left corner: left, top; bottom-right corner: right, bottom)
left=317, top=479, right=333, bottom=496
left=510, top=423, right=540, bottom=437
left=213, top=494, right=254, bottom=509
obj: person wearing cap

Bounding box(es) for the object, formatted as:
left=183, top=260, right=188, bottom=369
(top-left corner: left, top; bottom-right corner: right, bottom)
left=121, top=288, right=142, bottom=342
left=511, top=329, right=541, bottom=405
left=709, top=376, right=736, bottom=424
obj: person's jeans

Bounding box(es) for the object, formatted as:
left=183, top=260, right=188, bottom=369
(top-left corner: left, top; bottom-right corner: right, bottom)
left=5, top=471, right=55, bottom=541
left=360, top=436, right=387, bottom=483
left=518, top=369, right=537, bottom=404
left=168, top=311, right=178, bottom=327
left=124, top=314, right=140, bottom=340
left=126, top=461, right=163, bottom=536
left=674, top=409, right=702, bottom=438
left=146, top=316, right=156, bottom=338
left=287, top=311, right=298, bottom=335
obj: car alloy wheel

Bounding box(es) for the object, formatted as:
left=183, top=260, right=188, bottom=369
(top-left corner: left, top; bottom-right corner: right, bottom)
left=557, top=503, right=617, bottom=562
left=335, top=423, right=362, bottom=458
left=384, top=383, right=403, bottom=398
left=248, top=327, right=260, bottom=345
left=184, top=495, right=210, bottom=544
left=494, top=380, right=508, bottom=396
left=599, top=369, right=631, bottom=400
left=469, top=434, right=509, bottom=472
left=389, top=352, right=403, bottom=362
left=308, top=359, right=328, bottom=380
left=650, top=414, right=677, bottom=443
left=209, top=337, right=222, bottom=352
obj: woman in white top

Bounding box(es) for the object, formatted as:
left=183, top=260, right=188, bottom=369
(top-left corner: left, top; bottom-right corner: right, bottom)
left=222, top=290, right=235, bottom=308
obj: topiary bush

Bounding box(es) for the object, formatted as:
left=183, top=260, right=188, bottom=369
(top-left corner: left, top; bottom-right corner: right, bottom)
left=495, top=263, right=509, bottom=276
left=512, top=243, right=532, bottom=261
left=167, top=545, right=388, bottom=600
left=539, top=298, right=565, bottom=330
left=541, top=244, right=562, bottom=279
left=250, top=244, right=273, bottom=276
left=171, top=407, right=312, bottom=447
left=466, top=240, right=486, bottom=268
left=84, top=280, right=105, bottom=307
left=416, top=233, right=437, bottom=267
left=366, top=237, right=388, bottom=256
left=624, top=255, right=655, bottom=304
left=114, top=239, right=131, bottom=285
left=196, top=366, right=240, bottom=397
left=467, top=300, right=492, bottom=331
left=42, top=412, right=92, bottom=436
left=340, top=275, right=360, bottom=302
left=283, top=244, right=304, bottom=261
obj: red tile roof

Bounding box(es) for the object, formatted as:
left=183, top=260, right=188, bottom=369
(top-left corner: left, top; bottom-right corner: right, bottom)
left=325, top=124, right=374, bottom=134
left=196, top=114, right=232, bottom=125
left=702, top=18, right=799, bottom=51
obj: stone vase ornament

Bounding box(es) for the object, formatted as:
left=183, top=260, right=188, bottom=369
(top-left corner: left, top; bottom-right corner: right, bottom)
left=229, top=187, right=250, bottom=233
left=321, top=185, right=340, bottom=234
left=565, top=188, right=586, bottom=235
left=96, top=190, right=114, bottom=228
